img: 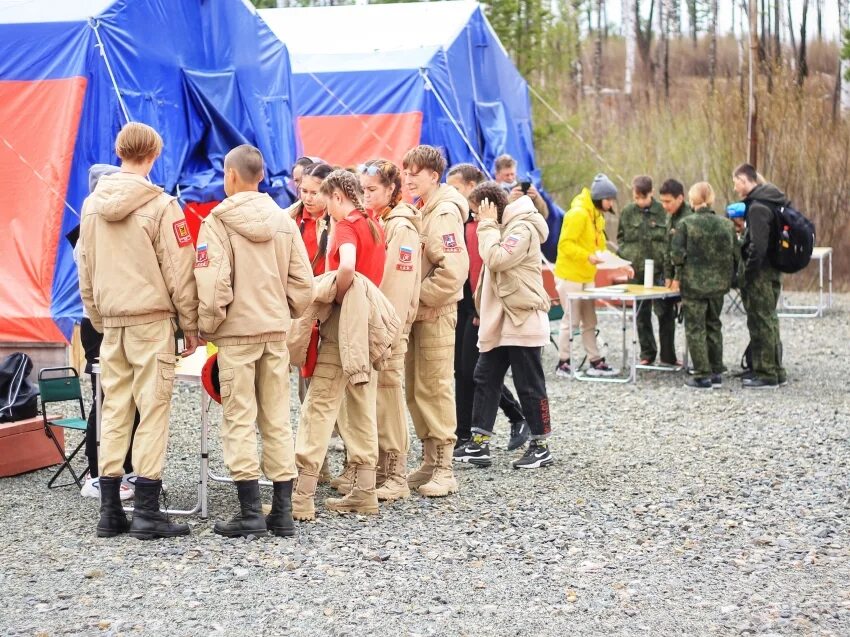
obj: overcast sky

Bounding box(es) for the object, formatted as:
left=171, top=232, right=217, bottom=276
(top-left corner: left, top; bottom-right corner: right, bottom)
left=596, top=1, right=843, bottom=42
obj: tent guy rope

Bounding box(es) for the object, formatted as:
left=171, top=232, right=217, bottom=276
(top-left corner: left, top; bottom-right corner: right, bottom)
left=89, top=18, right=131, bottom=125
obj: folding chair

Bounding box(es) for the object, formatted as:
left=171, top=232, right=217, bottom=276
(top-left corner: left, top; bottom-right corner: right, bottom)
left=38, top=367, right=88, bottom=489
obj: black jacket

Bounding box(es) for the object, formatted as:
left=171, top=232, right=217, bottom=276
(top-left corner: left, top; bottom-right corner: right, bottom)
left=742, top=183, right=788, bottom=282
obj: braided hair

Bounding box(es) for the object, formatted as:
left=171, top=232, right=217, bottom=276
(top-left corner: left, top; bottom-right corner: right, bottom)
left=321, top=169, right=381, bottom=242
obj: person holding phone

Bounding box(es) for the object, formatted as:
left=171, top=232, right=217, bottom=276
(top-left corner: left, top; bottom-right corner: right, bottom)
left=493, top=154, right=549, bottom=219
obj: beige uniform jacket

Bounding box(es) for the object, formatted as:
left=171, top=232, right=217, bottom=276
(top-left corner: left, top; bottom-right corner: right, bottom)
left=194, top=191, right=315, bottom=346
left=287, top=272, right=400, bottom=383
left=78, top=172, right=198, bottom=335
left=416, top=184, right=469, bottom=321
left=379, top=202, right=422, bottom=338
left=475, top=196, right=551, bottom=328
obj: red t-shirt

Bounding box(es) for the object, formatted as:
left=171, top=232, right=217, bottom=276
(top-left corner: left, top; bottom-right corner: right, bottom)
left=328, top=211, right=386, bottom=287
left=295, top=209, right=328, bottom=276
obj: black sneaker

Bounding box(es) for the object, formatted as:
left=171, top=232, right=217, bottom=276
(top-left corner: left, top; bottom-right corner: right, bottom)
left=710, top=373, right=722, bottom=387
left=507, top=421, right=529, bottom=451
left=453, top=435, right=492, bottom=467
left=742, top=377, right=778, bottom=390
left=586, top=357, right=618, bottom=377
left=512, top=441, right=554, bottom=469
left=454, top=437, right=470, bottom=451
left=684, top=377, right=713, bottom=390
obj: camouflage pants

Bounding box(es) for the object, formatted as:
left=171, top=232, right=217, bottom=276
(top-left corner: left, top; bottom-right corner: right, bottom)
left=635, top=293, right=677, bottom=363
left=682, top=295, right=725, bottom=379
left=740, top=269, right=786, bottom=383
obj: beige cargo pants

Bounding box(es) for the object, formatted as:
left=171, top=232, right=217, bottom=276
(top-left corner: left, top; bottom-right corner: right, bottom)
left=217, top=341, right=297, bottom=482
left=295, top=309, right=378, bottom=475
left=376, top=334, right=410, bottom=455
left=404, top=311, right=458, bottom=445
left=99, top=318, right=176, bottom=480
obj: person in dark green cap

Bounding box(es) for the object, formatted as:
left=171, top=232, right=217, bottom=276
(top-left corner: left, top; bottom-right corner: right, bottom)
left=617, top=175, right=676, bottom=365
left=732, top=163, right=787, bottom=389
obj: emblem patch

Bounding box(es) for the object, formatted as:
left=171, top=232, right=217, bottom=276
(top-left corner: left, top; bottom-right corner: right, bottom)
left=399, top=246, right=413, bottom=263
left=194, top=243, right=209, bottom=268
left=442, top=233, right=461, bottom=252
left=173, top=219, right=192, bottom=248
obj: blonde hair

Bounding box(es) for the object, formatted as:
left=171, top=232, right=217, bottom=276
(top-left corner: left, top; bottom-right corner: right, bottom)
left=115, top=122, right=163, bottom=163
left=320, top=170, right=380, bottom=242
left=688, top=182, right=715, bottom=209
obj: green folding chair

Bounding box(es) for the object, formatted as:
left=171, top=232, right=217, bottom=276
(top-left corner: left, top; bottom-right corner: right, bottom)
left=38, top=367, right=88, bottom=489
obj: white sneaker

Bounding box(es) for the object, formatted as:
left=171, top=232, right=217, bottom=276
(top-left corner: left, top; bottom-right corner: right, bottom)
left=81, top=477, right=134, bottom=501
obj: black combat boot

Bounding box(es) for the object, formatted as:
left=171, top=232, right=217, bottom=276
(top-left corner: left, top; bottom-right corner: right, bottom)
left=214, top=480, right=268, bottom=538
left=96, top=476, right=130, bottom=538
left=265, top=480, right=295, bottom=537
left=129, top=477, right=190, bottom=540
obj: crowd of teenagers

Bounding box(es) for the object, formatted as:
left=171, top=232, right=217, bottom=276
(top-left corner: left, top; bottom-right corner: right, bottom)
left=77, top=122, right=786, bottom=540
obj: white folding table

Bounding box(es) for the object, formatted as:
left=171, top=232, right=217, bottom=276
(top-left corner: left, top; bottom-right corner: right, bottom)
left=778, top=246, right=833, bottom=318
left=563, top=284, right=683, bottom=383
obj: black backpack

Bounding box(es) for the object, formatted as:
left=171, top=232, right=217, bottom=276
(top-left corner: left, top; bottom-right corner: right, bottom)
left=0, top=352, right=39, bottom=422
left=764, top=202, right=815, bottom=274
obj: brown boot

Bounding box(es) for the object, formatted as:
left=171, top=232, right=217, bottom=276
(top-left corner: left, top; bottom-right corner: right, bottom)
left=376, top=452, right=411, bottom=501
left=330, top=463, right=356, bottom=494
left=418, top=441, right=459, bottom=497
left=318, top=456, right=332, bottom=485
left=375, top=450, right=388, bottom=489
left=325, top=465, right=379, bottom=515
left=292, top=471, right=318, bottom=521
left=407, top=439, right=436, bottom=490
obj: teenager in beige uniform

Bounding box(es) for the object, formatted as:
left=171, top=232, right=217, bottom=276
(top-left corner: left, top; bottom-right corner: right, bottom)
left=402, top=145, right=469, bottom=497
left=359, top=159, right=422, bottom=501
left=194, top=145, right=314, bottom=538
left=78, top=122, right=198, bottom=540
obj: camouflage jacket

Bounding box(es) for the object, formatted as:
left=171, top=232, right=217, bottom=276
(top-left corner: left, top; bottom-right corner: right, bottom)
left=664, top=202, right=694, bottom=280
left=671, top=207, right=737, bottom=298
left=616, top=198, right=667, bottom=279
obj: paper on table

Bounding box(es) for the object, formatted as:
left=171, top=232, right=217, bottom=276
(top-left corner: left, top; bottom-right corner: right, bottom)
left=594, top=251, right=632, bottom=270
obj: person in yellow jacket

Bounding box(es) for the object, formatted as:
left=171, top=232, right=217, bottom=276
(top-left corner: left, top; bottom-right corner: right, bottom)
left=553, top=174, right=620, bottom=378
left=78, top=122, right=199, bottom=540
left=358, top=159, right=422, bottom=501
left=194, top=145, right=315, bottom=538
left=402, top=145, right=469, bottom=498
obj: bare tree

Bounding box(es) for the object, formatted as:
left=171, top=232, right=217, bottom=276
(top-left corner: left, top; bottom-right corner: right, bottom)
left=840, top=0, right=850, bottom=114
left=709, top=0, right=719, bottom=91
left=798, top=0, right=810, bottom=87
left=787, top=0, right=798, bottom=64
left=623, top=0, right=637, bottom=95
left=636, top=0, right=656, bottom=83
left=816, top=0, right=824, bottom=41
left=593, top=0, right=604, bottom=98
left=748, top=0, right=759, bottom=167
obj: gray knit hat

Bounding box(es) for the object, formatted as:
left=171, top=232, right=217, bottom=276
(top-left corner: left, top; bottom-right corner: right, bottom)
left=590, top=173, right=618, bottom=200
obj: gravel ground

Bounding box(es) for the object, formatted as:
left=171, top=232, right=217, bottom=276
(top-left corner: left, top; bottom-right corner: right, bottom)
left=1, top=292, right=848, bottom=637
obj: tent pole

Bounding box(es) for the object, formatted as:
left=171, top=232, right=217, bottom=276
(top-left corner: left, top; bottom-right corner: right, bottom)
left=89, top=18, right=132, bottom=125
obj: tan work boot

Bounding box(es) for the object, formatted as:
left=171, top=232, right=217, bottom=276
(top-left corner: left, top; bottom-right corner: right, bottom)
left=318, top=455, right=332, bottom=484
left=292, top=471, right=318, bottom=521
left=418, top=441, right=459, bottom=497
left=407, top=439, right=436, bottom=490
left=375, top=450, right=388, bottom=489
left=330, top=463, right=356, bottom=494
left=325, top=465, right=379, bottom=515
left=376, top=452, right=411, bottom=501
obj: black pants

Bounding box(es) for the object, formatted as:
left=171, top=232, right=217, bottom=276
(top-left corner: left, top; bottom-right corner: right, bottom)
left=455, top=304, right=524, bottom=440
left=81, top=318, right=137, bottom=478
left=471, top=346, right=551, bottom=439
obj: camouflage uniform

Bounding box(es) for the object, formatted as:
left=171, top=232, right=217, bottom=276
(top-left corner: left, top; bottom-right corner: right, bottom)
left=671, top=207, right=737, bottom=380
left=739, top=184, right=787, bottom=384
left=617, top=198, right=674, bottom=363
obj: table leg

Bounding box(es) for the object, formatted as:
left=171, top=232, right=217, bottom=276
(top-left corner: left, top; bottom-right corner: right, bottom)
left=200, top=392, right=209, bottom=519
left=818, top=254, right=824, bottom=317
left=630, top=301, right=638, bottom=383
left=95, top=369, right=102, bottom=452
left=828, top=251, right=833, bottom=309
left=568, top=296, right=576, bottom=379
left=620, top=299, right=627, bottom=374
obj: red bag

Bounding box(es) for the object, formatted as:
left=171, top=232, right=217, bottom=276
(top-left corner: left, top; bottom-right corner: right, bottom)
left=300, top=322, right=320, bottom=378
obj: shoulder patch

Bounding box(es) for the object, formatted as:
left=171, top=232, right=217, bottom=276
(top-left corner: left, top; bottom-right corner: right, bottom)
left=194, top=243, right=209, bottom=268
left=442, top=233, right=462, bottom=253
left=398, top=246, right=413, bottom=263
left=173, top=219, right=192, bottom=248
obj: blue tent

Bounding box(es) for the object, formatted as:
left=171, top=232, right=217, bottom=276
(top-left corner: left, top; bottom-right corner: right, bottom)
left=260, top=0, right=563, bottom=259
left=0, top=0, right=298, bottom=343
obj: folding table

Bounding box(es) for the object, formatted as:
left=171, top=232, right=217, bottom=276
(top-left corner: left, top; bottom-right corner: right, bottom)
left=562, top=284, right=682, bottom=383
left=778, top=246, right=833, bottom=318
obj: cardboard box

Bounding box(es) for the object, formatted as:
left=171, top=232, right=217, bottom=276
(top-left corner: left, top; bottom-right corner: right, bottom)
left=0, top=415, right=67, bottom=478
